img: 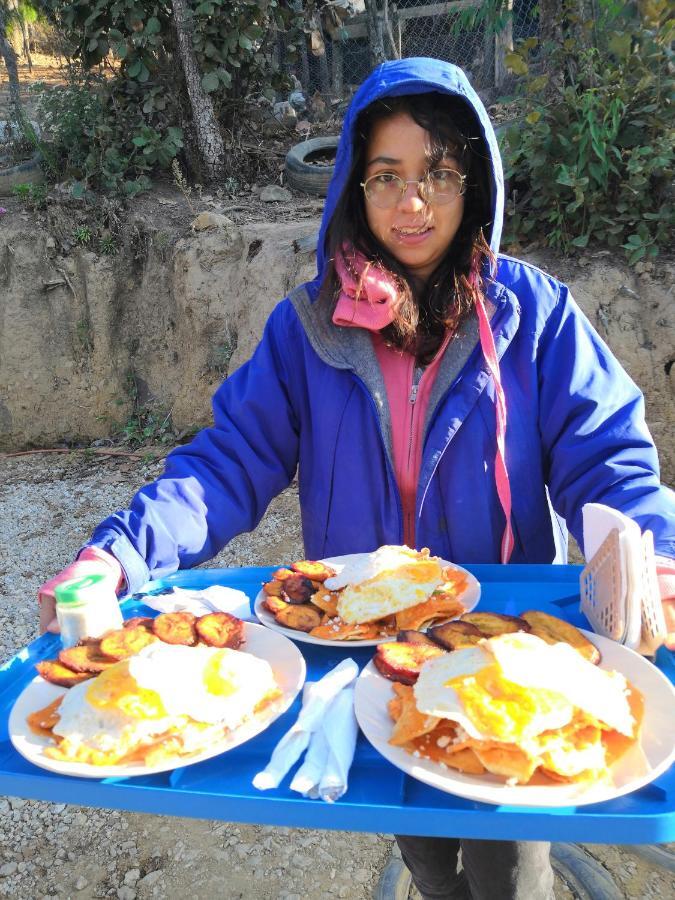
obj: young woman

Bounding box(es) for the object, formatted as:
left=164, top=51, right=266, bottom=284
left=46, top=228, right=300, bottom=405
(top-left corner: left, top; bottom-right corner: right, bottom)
left=39, top=58, right=675, bottom=899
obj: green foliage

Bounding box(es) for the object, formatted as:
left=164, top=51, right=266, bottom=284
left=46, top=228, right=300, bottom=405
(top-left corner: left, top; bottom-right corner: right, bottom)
left=73, top=224, right=93, bottom=244
left=35, top=0, right=302, bottom=192
left=33, top=75, right=181, bottom=194
left=500, top=0, right=674, bottom=265
left=11, top=181, right=47, bottom=209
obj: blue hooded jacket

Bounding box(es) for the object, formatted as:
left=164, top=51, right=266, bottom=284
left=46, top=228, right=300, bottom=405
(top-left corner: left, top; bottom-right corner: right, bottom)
left=89, top=58, right=675, bottom=593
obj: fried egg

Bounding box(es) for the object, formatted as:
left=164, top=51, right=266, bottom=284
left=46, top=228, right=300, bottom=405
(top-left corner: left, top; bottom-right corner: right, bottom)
left=52, top=642, right=277, bottom=762
left=414, top=632, right=634, bottom=746
left=328, top=546, right=445, bottom=624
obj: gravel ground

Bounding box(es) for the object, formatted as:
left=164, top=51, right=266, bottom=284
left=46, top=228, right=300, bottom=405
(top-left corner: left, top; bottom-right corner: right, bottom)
left=1, top=452, right=673, bottom=899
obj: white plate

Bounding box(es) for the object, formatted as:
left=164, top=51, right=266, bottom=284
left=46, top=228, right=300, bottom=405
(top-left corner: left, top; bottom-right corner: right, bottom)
left=9, top=623, right=306, bottom=779
left=254, top=554, right=481, bottom=648
left=354, top=630, right=675, bottom=807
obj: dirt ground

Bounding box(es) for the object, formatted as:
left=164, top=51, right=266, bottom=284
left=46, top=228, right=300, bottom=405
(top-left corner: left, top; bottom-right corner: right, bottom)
left=0, top=452, right=674, bottom=900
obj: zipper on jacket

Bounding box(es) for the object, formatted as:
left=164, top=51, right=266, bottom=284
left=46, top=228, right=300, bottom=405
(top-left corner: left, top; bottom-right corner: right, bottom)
left=351, top=374, right=405, bottom=543
left=403, top=365, right=425, bottom=545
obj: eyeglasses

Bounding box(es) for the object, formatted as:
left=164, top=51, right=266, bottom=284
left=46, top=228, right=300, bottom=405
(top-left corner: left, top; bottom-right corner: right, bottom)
left=360, top=168, right=467, bottom=209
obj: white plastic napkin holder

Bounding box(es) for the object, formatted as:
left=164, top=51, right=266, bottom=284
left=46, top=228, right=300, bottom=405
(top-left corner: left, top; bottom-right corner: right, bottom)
left=580, top=526, right=666, bottom=655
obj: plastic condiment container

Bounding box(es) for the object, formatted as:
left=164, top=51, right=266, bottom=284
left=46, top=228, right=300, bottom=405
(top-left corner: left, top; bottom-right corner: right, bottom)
left=54, top=573, right=124, bottom=648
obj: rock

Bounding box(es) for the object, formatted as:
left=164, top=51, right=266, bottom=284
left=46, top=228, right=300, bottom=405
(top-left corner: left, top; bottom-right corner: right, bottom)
left=259, top=185, right=292, bottom=203
left=74, top=875, right=89, bottom=890
left=0, top=862, right=18, bottom=876
left=355, top=868, right=370, bottom=883
left=124, top=869, right=140, bottom=885
left=137, top=871, right=162, bottom=888
left=117, top=887, right=136, bottom=900
left=190, top=212, right=233, bottom=232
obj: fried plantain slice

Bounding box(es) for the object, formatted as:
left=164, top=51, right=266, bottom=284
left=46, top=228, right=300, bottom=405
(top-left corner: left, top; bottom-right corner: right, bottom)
left=275, top=604, right=322, bottom=633
left=282, top=574, right=317, bottom=604
left=152, top=612, right=198, bottom=646
left=459, top=612, right=530, bottom=636
left=520, top=610, right=601, bottom=664
left=262, top=579, right=285, bottom=597
left=264, top=595, right=291, bottom=616
left=397, top=629, right=440, bottom=648
left=123, top=616, right=155, bottom=631
left=271, top=567, right=294, bottom=581
left=36, top=659, right=93, bottom=688
left=374, top=640, right=446, bottom=685
left=100, top=626, right=158, bottom=659
left=195, top=612, right=244, bottom=649
left=428, top=620, right=485, bottom=650
left=290, top=560, right=337, bottom=582
left=58, top=643, right=117, bottom=674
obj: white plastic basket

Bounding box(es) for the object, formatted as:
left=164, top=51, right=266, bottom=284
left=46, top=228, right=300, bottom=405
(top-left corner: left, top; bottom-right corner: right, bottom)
left=580, top=527, right=667, bottom=655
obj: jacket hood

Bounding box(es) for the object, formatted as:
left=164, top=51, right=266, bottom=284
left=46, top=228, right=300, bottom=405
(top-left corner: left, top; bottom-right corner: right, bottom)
left=316, top=57, right=504, bottom=279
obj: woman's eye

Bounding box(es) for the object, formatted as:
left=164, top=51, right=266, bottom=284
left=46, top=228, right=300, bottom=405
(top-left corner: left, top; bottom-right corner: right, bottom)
left=373, top=173, right=398, bottom=186
left=431, top=169, right=454, bottom=183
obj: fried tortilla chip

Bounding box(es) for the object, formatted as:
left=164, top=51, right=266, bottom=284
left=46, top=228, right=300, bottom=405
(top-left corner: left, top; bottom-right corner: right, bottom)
left=409, top=724, right=487, bottom=774
left=520, top=610, right=601, bottom=664
left=36, top=660, right=93, bottom=688
left=395, top=594, right=465, bottom=631
left=100, top=626, right=158, bottom=660
left=264, top=595, right=290, bottom=616
left=195, top=612, right=244, bottom=649
left=310, top=586, right=339, bottom=617
left=262, top=580, right=285, bottom=597
left=471, top=742, right=539, bottom=783
left=152, top=612, right=198, bottom=646
left=309, top=620, right=380, bottom=641
left=389, top=685, right=441, bottom=746
left=58, top=643, right=117, bottom=674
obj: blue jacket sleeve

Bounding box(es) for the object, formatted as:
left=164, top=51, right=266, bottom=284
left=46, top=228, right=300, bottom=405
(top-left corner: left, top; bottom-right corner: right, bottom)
left=537, top=284, right=675, bottom=558
left=87, top=302, right=301, bottom=592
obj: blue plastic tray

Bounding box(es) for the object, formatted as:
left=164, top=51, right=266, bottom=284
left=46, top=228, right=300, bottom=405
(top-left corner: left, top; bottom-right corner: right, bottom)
left=1, top=564, right=673, bottom=842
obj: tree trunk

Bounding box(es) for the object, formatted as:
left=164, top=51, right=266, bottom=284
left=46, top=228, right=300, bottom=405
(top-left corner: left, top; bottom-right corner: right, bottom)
left=171, top=0, right=225, bottom=182
left=0, top=4, right=23, bottom=124
left=20, top=15, right=31, bottom=72
left=365, top=0, right=386, bottom=67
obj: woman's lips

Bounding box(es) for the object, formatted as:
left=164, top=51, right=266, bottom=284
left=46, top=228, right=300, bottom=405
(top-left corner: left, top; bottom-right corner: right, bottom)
left=393, top=226, right=433, bottom=246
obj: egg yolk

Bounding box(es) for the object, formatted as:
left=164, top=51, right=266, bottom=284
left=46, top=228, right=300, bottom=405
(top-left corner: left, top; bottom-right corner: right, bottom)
left=203, top=652, right=237, bottom=697
left=446, top=664, right=570, bottom=742
left=86, top=663, right=167, bottom=719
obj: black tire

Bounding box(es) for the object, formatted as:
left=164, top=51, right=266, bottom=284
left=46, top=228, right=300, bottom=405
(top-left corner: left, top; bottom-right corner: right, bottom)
left=285, top=136, right=338, bottom=196
left=0, top=152, right=44, bottom=197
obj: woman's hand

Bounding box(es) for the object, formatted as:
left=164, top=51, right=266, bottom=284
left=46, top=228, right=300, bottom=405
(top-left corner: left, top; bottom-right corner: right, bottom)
left=657, top=562, right=675, bottom=651
left=38, top=547, right=123, bottom=634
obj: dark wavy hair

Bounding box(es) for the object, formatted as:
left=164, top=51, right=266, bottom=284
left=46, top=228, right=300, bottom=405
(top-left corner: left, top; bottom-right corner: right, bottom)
left=321, top=92, right=496, bottom=364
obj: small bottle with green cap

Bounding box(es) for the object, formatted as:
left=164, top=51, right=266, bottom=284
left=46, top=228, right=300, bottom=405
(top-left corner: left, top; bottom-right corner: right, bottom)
left=54, top=573, right=124, bottom=648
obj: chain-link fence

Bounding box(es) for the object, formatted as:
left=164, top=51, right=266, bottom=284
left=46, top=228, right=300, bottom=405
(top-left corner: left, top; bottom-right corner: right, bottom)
left=283, top=0, right=539, bottom=104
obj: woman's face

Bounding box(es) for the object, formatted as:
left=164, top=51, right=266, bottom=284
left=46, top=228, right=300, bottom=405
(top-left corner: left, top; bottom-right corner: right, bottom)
left=363, top=112, right=465, bottom=282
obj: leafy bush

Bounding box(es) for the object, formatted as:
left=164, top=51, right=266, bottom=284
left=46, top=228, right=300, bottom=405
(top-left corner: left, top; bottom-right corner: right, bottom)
left=501, top=0, right=674, bottom=264
left=35, top=0, right=301, bottom=192
left=34, top=75, right=183, bottom=195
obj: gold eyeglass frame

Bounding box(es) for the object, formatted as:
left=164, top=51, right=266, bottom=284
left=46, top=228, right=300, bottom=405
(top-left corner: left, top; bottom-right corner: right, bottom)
left=360, top=168, right=467, bottom=208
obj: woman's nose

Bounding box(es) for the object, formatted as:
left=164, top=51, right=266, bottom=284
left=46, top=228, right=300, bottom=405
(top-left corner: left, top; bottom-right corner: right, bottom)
left=397, top=180, right=426, bottom=213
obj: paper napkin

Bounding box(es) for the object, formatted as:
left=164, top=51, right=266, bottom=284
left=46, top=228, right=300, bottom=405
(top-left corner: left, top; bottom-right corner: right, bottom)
left=289, top=685, right=358, bottom=802
left=252, top=658, right=359, bottom=796
left=140, top=585, right=253, bottom=620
